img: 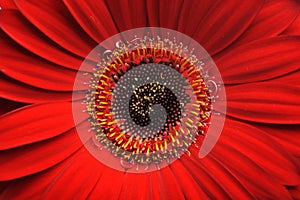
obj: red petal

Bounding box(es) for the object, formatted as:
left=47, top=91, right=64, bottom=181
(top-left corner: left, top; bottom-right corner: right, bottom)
left=63, top=0, right=118, bottom=43
left=157, top=0, right=183, bottom=30
left=179, top=155, right=231, bottom=199
left=0, top=126, right=83, bottom=181
left=146, top=0, right=160, bottom=27
left=216, top=36, right=300, bottom=84
left=271, top=69, right=300, bottom=85
left=153, top=169, right=185, bottom=200
left=231, top=0, right=300, bottom=47
left=168, top=161, right=211, bottom=199
left=282, top=13, right=300, bottom=36
left=0, top=147, right=86, bottom=199
left=186, top=155, right=254, bottom=199
left=0, top=0, right=17, bottom=9
left=80, top=162, right=185, bottom=199
left=0, top=102, right=78, bottom=150
left=187, top=118, right=297, bottom=198
left=0, top=38, right=79, bottom=91
left=87, top=168, right=124, bottom=199
left=253, top=123, right=300, bottom=156
left=105, top=0, right=147, bottom=32
left=118, top=174, right=152, bottom=200
left=0, top=74, right=82, bottom=103
left=14, top=0, right=96, bottom=58
left=216, top=119, right=300, bottom=185
left=208, top=153, right=292, bottom=199
left=42, top=150, right=103, bottom=199
left=146, top=0, right=214, bottom=39
left=225, top=82, right=300, bottom=124
left=151, top=169, right=186, bottom=199
left=177, top=0, right=215, bottom=36
left=193, top=0, right=264, bottom=55
left=148, top=172, right=167, bottom=200
left=0, top=10, right=83, bottom=70
left=90, top=168, right=184, bottom=199
left=189, top=154, right=257, bottom=199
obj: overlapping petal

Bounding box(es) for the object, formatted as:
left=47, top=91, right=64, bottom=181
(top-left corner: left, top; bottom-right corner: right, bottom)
left=192, top=0, right=264, bottom=55
left=63, top=0, right=118, bottom=43
left=0, top=103, right=76, bottom=150
left=0, top=10, right=83, bottom=70
left=14, top=0, right=97, bottom=58
left=283, top=13, right=300, bottom=36
left=40, top=149, right=104, bottom=199
left=215, top=36, right=300, bottom=84
left=216, top=119, right=299, bottom=185
left=0, top=74, right=81, bottom=103
left=201, top=118, right=299, bottom=198
left=231, top=0, right=300, bottom=47
left=253, top=123, right=300, bottom=156
left=225, top=82, right=300, bottom=124
left=0, top=36, right=79, bottom=91
left=0, top=148, right=87, bottom=199
left=0, top=126, right=83, bottom=181
left=105, top=0, right=147, bottom=32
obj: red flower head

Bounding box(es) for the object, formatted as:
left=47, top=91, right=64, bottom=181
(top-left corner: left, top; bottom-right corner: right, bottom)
left=0, top=0, right=300, bottom=199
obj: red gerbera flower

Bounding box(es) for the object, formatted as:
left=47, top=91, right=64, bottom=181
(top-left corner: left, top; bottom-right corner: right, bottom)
left=1, top=0, right=300, bottom=199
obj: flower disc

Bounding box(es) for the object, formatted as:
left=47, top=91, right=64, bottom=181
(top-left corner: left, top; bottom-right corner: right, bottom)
left=72, top=28, right=226, bottom=173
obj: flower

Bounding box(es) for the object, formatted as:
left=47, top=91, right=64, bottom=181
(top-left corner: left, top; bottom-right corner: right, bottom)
left=1, top=0, right=300, bottom=199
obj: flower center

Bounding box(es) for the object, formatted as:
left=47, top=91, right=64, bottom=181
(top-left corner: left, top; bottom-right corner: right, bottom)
left=88, top=44, right=211, bottom=168
left=72, top=28, right=227, bottom=173
left=128, top=82, right=180, bottom=130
